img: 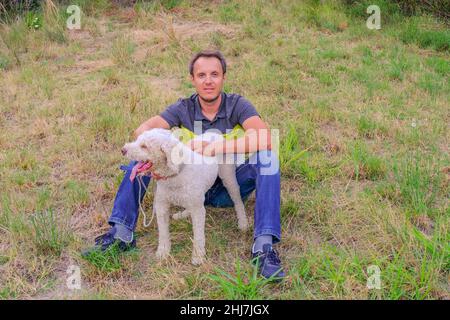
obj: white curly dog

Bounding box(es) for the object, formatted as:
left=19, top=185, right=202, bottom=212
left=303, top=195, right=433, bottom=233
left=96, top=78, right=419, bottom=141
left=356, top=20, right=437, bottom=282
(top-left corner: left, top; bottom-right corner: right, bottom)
left=122, top=128, right=248, bottom=265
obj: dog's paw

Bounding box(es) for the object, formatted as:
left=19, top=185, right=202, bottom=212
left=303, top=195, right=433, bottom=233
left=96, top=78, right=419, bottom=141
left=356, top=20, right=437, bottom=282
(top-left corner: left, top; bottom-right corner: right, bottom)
left=155, top=247, right=170, bottom=260
left=191, top=255, right=205, bottom=265
left=172, top=210, right=190, bottom=220
left=191, top=245, right=206, bottom=265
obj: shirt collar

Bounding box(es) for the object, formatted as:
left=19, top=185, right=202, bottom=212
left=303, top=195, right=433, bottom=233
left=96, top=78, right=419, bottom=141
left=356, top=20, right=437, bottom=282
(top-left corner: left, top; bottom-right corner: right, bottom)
left=194, top=92, right=227, bottom=122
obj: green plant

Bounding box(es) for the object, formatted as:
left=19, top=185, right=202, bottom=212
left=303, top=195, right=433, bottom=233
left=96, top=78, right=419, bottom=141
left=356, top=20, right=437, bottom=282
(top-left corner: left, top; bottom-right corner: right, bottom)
left=357, top=115, right=379, bottom=138
left=66, top=0, right=110, bottom=16
left=29, top=209, right=71, bottom=256
left=343, top=0, right=401, bottom=24
left=42, top=0, right=66, bottom=44
left=0, top=20, right=28, bottom=65
left=0, top=53, right=10, bottom=69
left=208, top=260, right=277, bottom=299
left=218, top=1, right=243, bottom=23
left=418, top=73, right=444, bottom=96
left=25, top=11, right=42, bottom=30
left=400, top=21, right=450, bottom=52
left=81, top=241, right=137, bottom=273
left=63, top=180, right=90, bottom=207
left=388, top=48, right=410, bottom=81
left=293, top=247, right=367, bottom=298
left=279, top=124, right=310, bottom=173
left=281, top=197, right=301, bottom=218
left=349, top=141, right=386, bottom=180
left=304, top=0, right=348, bottom=32
left=160, top=0, right=182, bottom=10
left=392, top=155, right=441, bottom=216
left=426, top=56, right=450, bottom=76
left=102, top=67, right=120, bottom=85
left=0, top=0, right=41, bottom=23
left=111, top=35, right=136, bottom=66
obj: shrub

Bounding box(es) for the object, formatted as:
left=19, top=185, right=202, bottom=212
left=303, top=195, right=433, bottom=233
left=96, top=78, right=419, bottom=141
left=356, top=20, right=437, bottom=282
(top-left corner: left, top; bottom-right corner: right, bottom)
left=0, top=0, right=42, bottom=23
left=25, top=11, right=43, bottom=30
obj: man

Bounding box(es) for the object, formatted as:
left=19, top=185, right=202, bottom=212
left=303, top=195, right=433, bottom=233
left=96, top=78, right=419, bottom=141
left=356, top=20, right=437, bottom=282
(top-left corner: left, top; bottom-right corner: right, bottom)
left=84, top=50, right=284, bottom=279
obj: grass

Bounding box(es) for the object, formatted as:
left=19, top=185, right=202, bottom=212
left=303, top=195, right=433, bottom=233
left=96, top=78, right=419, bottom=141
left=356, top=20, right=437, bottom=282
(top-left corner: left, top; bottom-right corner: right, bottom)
left=400, top=20, right=450, bottom=52
left=348, top=141, right=386, bottom=181
left=303, top=0, right=349, bottom=32
left=392, top=155, right=442, bottom=217
left=111, top=35, right=136, bottom=66
left=29, top=209, right=72, bottom=256
left=81, top=241, right=138, bottom=273
left=0, top=0, right=448, bottom=299
left=0, top=20, right=28, bottom=65
left=0, top=52, right=9, bottom=69
left=279, top=124, right=310, bottom=176
left=208, top=259, right=279, bottom=299
left=357, top=115, right=387, bottom=138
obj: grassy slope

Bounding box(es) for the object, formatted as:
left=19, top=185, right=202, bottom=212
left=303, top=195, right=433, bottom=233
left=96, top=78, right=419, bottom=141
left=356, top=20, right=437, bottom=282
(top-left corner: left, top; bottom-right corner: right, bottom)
left=0, top=0, right=449, bottom=299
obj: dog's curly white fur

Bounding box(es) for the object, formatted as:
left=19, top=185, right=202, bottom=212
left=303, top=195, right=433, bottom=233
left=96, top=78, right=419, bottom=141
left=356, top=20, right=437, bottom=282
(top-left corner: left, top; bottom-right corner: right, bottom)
left=122, top=128, right=248, bottom=265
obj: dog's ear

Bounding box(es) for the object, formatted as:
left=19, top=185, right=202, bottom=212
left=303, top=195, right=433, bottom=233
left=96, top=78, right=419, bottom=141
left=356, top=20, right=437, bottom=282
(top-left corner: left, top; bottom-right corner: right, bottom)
left=160, top=139, right=182, bottom=174
left=144, top=137, right=157, bottom=149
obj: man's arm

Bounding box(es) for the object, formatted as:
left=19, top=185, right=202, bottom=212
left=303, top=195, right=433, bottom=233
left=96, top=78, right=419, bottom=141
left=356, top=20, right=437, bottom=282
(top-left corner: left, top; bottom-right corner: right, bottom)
left=133, top=115, right=170, bottom=140
left=198, top=116, right=272, bottom=156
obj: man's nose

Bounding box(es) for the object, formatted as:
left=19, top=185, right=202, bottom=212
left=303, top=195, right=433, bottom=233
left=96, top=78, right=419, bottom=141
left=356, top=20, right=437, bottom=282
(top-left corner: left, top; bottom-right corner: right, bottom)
left=203, top=76, right=213, bottom=83
left=121, top=147, right=127, bottom=155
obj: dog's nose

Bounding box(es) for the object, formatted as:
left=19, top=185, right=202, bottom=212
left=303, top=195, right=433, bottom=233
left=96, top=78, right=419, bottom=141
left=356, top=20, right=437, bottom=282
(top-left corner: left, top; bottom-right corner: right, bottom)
left=121, top=148, right=127, bottom=155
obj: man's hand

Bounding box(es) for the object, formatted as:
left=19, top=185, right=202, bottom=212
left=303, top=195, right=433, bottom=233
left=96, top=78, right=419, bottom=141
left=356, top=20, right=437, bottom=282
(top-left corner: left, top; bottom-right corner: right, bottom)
left=187, top=140, right=217, bottom=157
left=139, top=164, right=168, bottom=180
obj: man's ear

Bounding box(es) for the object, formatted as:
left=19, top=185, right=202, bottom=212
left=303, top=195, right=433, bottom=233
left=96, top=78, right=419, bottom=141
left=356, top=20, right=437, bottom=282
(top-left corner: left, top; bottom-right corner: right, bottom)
left=160, top=140, right=182, bottom=173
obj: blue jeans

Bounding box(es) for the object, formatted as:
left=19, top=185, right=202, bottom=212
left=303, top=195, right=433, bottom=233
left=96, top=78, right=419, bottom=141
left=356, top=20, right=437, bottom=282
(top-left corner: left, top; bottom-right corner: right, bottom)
left=109, top=150, right=281, bottom=243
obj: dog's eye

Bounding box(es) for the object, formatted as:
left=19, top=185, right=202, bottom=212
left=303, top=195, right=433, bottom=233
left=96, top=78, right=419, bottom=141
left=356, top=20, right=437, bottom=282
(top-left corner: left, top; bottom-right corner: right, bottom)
left=140, top=144, right=147, bottom=149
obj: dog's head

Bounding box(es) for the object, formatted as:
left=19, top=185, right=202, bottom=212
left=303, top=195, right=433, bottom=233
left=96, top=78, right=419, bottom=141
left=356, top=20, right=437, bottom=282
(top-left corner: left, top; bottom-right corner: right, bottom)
left=122, top=129, right=182, bottom=177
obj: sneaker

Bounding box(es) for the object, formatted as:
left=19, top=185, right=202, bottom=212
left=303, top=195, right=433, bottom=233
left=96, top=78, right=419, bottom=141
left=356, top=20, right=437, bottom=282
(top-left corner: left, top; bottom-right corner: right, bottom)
left=251, top=244, right=285, bottom=281
left=81, top=226, right=136, bottom=257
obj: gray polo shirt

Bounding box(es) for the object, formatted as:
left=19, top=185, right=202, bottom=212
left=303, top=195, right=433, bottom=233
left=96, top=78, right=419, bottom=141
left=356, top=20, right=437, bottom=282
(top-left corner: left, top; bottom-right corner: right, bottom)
left=159, top=92, right=260, bottom=134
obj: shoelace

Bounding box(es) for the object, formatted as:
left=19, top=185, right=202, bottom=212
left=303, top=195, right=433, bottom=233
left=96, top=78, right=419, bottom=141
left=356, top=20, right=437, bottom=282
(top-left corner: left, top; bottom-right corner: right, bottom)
left=265, top=248, right=281, bottom=265
left=94, top=230, right=114, bottom=245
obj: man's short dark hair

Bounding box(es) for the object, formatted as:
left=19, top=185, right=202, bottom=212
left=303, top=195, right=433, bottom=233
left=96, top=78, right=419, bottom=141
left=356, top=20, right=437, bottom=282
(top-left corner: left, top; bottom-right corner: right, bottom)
left=189, top=50, right=227, bottom=76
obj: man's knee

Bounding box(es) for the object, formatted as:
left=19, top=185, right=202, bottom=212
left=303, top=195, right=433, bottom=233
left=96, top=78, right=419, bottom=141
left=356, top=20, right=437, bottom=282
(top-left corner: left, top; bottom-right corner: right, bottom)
left=249, top=150, right=280, bottom=176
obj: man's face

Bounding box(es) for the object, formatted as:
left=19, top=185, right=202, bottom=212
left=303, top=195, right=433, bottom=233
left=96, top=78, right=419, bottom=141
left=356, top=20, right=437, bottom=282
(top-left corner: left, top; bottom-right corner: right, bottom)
left=191, top=57, right=225, bottom=103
